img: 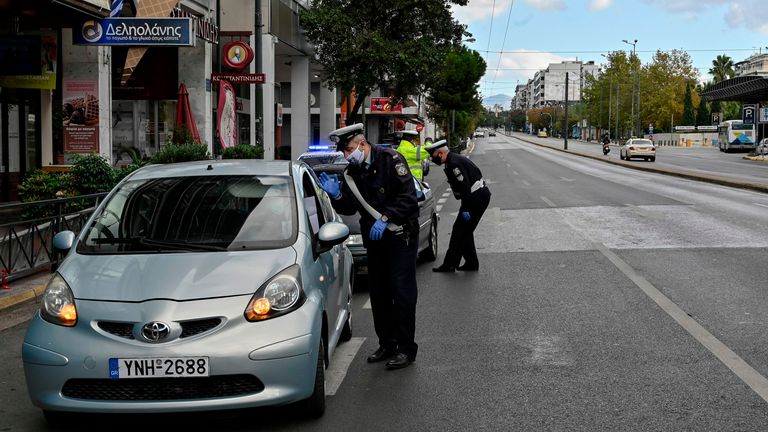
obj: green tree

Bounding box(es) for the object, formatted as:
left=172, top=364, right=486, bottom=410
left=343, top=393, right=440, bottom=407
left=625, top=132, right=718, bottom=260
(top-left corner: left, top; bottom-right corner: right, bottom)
left=636, top=50, right=698, bottom=132
left=695, top=97, right=710, bottom=127
left=509, top=109, right=526, bottom=130
left=709, top=54, right=735, bottom=83
left=301, top=0, right=468, bottom=123
left=426, top=45, right=486, bottom=148
left=682, top=83, right=695, bottom=125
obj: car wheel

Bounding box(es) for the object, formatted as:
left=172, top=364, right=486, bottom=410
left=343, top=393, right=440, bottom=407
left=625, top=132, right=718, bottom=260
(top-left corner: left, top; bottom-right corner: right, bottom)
left=419, top=217, right=438, bottom=262
left=650, top=157, right=655, bottom=162
left=300, top=339, right=326, bottom=418
left=339, top=274, right=353, bottom=342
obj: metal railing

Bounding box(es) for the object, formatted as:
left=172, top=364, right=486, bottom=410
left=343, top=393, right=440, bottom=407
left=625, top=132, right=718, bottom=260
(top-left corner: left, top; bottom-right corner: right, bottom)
left=0, top=193, right=108, bottom=282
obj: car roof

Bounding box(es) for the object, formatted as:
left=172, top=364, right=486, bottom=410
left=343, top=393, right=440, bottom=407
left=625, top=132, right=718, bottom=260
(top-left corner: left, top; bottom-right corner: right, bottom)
left=298, top=151, right=343, bottom=158
left=128, top=159, right=293, bottom=181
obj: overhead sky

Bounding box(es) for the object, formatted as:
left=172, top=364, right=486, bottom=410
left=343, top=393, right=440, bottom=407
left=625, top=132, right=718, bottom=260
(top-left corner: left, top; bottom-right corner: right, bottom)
left=451, top=0, right=768, bottom=99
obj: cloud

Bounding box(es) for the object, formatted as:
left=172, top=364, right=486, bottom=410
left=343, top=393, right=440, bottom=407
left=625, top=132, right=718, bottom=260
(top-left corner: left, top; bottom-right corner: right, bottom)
left=589, top=0, right=613, bottom=11
left=524, top=0, right=566, bottom=11
left=643, top=0, right=768, bottom=34
left=451, top=0, right=514, bottom=24
left=481, top=49, right=569, bottom=94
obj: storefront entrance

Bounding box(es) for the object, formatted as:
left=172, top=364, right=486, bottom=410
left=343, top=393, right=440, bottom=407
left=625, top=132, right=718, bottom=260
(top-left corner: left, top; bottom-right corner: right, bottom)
left=1, top=88, right=41, bottom=202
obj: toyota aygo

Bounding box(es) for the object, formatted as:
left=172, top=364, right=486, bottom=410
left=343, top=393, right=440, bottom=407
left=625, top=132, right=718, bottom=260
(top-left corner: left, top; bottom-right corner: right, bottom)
left=22, top=160, right=353, bottom=425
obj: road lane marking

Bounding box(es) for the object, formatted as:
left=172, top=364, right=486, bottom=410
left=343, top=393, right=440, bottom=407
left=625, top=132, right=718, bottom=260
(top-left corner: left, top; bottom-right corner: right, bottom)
left=540, top=196, right=556, bottom=207
left=363, top=298, right=371, bottom=309
left=512, top=170, right=520, bottom=176
left=438, top=198, right=448, bottom=204
left=436, top=205, right=443, bottom=212
left=326, top=337, right=365, bottom=396
left=559, top=177, right=575, bottom=182
left=595, top=242, right=768, bottom=404
left=522, top=180, right=531, bottom=186
left=754, top=203, right=768, bottom=209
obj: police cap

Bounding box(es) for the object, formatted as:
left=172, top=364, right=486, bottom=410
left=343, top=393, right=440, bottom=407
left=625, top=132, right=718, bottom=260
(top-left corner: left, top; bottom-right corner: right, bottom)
left=329, top=123, right=365, bottom=151
left=425, top=139, right=448, bottom=155
left=391, top=130, right=419, bottom=139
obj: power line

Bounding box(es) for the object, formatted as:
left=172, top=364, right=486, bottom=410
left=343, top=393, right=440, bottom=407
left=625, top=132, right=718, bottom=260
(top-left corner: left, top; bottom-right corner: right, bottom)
left=475, top=48, right=759, bottom=54
left=489, top=0, right=515, bottom=94
left=483, top=0, right=497, bottom=96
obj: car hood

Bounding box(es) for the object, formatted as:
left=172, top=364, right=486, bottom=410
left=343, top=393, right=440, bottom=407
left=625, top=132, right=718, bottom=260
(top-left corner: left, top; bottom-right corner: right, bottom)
left=60, top=248, right=297, bottom=302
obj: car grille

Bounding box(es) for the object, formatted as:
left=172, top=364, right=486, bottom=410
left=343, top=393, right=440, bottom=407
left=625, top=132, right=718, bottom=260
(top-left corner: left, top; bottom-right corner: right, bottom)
left=97, top=322, right=135, bottom=339
left=97, top=318, right=223, bottom=340
left=180, top=318, right=222, bottom=338
left=61, top=375, right=264, bottom=401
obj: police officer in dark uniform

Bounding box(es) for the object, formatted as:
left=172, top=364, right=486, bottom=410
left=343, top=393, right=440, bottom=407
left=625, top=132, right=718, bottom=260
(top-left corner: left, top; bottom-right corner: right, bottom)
left=317, top=123, right=420, bottom=370
left=426, top=140, right=491, bottom=272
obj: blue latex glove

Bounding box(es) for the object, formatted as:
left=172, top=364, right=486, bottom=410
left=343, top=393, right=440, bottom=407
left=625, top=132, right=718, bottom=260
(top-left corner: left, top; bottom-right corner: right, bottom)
left=318, top=172, right=341, bottom=199
left=370, top=219, right=387, bottom=241
left=461, top=211, right=471, bottom=221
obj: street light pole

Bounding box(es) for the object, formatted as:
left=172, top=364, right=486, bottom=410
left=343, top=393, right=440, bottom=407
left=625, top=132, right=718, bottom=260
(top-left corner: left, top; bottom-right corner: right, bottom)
left=622, top=39, right=637, bottom=137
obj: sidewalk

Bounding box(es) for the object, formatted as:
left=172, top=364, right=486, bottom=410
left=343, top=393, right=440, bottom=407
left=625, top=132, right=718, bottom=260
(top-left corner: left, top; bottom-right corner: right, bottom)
left=0, top=270, right=51, bottom=311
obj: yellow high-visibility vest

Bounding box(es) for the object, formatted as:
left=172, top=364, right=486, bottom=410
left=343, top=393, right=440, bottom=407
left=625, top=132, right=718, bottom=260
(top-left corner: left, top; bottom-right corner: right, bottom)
left=396, top=139, right=423, bottom=179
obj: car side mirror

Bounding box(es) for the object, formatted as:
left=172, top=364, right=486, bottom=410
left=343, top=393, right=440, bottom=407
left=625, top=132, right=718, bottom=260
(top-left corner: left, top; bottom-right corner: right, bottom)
left=316, top=222, right=349, bottom=254
left=53, top=231, right=76, bottom=254
left=416, top=190, right=425, bottom=202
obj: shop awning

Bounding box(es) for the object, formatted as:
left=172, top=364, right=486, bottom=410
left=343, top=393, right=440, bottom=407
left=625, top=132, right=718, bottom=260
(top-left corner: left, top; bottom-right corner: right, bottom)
left=51, top=0, right=110, bottom=18
left=700, top=75, right=768, bottom=103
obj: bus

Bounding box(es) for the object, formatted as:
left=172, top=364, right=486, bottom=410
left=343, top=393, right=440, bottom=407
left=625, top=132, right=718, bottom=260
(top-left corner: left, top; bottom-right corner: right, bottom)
left=718, top=120, right=755, bottom=152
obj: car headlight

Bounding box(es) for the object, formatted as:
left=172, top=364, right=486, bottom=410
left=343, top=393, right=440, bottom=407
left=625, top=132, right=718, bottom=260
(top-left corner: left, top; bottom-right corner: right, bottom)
left=244, top=264, right=305, bottom=322
left=40, top=273, right=78, bottom=327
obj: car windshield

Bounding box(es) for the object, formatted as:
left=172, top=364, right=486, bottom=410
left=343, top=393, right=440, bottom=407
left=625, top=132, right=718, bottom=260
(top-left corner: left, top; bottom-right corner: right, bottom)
left=300, top=154, right=345, bottom=167
left=631, top=139, right=653, bottom=145
left=79, top=175, right=297, bottom=254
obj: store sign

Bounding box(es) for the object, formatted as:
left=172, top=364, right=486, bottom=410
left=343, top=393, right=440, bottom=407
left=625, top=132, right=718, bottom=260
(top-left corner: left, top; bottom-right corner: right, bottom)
left=743, top=104, right=757, bottom=125
left=73, top=18, right=194, bottom=46
left=222, top=41, right=254, bottom=70
left=63, top=80, right=100, bottom=154
left=370, top=97, right=402, bottom=113
left=0, top=31, right=57, bottom=90
left=171, top=7, right=219, bottom=44
left=211, top=73, right=265, bottom=84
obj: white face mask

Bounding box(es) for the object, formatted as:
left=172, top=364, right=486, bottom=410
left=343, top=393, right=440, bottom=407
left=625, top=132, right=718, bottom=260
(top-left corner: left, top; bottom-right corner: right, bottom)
left=347, top=146, right=364, bottom=164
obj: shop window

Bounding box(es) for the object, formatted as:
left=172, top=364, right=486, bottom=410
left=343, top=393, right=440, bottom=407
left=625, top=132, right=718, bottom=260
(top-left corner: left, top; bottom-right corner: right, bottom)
left=112, top=100, right=175, bottom=166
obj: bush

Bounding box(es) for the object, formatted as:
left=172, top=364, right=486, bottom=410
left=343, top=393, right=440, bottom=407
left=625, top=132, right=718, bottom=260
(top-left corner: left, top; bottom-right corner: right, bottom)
left=114, top=161, right=149, bottom=183
left=151, top=143, right=210, bottom=164
left=70, top=153, right=116, bottom=194
left=17, top=170, right=74, bottom=202
left=221, top=144, right=264, bottom=159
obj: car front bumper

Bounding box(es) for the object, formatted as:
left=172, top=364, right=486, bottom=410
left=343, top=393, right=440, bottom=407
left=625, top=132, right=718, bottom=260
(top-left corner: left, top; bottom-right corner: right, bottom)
left=23, top=296, right=322, bottom=413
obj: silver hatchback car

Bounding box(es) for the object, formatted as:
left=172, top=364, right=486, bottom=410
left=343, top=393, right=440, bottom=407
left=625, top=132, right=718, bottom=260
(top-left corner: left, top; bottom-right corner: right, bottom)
left=23, top=160, right=353, bottom=424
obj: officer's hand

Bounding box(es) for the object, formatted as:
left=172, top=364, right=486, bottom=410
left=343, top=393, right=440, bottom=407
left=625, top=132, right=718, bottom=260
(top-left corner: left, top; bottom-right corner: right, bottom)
left=461, top=211, right=471, bottom=221
left=370, top=219, right=387, bottom=241
left=318, top=173, right=341, bottom=199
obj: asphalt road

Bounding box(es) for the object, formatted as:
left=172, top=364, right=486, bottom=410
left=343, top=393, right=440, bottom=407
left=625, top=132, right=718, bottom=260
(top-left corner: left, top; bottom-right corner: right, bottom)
left=3, top=134, right=768, bottom=431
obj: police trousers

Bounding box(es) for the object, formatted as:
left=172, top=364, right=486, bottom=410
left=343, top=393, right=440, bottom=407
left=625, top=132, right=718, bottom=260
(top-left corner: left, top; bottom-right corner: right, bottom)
left=443, top=187, right=491, bottom=268
left=365, top=229, right=419, bottom=359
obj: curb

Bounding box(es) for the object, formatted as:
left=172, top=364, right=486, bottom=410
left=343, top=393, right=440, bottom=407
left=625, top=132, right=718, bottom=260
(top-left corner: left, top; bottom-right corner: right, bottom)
left=513, top=134, right=768, bottom=194
left=0, top=284, right=46, bottom=311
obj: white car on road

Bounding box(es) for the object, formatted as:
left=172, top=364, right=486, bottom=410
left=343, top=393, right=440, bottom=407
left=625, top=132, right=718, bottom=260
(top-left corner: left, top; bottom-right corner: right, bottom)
left=620, top=138, right=656, bottom=162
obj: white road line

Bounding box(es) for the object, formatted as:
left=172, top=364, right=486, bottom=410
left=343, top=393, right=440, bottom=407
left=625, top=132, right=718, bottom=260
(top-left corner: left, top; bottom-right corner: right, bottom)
left=512, top=170, right=520, bottom=176
left=559, top=177, right=575, bottom=182
left=436, top=205, right=443, bottom=212
left=754, top=203, right=768, bottom=209
left=325, top=337, right=365, bottom=396
left=595, top=243, right=768, bottom=404
left=522, top=180, right=531, bottom=186
left=540, top=196, right=556, bottom=207
left=437, top=198, right=448, bottom=204
left=363, top=298, right=371, bottom=309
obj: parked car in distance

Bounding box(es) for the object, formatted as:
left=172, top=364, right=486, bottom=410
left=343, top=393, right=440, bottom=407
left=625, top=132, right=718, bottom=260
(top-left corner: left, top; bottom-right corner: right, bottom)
left=488, top=131, right=496, bottom=137
left=620, top=138, right=656, bottom=161
left=23, top=160, right=354, bottom=425
left=309, top=162, right=439, bottom=283
left=473, top=130, right=485, bottom=138
left=537, top=130, right=548, bottom=138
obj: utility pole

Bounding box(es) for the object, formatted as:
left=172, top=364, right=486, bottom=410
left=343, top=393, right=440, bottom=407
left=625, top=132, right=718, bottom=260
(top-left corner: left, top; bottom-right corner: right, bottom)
left=564, top=72, right=569, bottom=150
left=623, top=39, right=637, bottom=136
left=615, top=84, right=620, bottom=142
left=607, top=77, right=612, bottom=140
left=579, top=62, right=584, bottom=141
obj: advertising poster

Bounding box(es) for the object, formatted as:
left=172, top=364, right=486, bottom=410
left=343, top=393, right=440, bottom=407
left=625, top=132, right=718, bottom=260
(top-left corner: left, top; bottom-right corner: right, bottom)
left=217, top=79, right=237, bottom=149
left=63, top=80, right=100, bottom=154
left=370, top=97, right=403, bottom=113
left=0, top=30, right=57, bottom=90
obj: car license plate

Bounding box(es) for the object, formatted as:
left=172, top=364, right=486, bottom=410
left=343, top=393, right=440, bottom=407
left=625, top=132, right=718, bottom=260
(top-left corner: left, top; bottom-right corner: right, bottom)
left=109, top=357, right=209, bottom=379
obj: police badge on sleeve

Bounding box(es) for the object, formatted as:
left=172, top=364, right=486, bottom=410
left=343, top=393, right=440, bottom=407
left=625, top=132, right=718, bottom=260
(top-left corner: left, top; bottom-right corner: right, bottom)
left=453, top=167, right=463, bottom=181
left=396, top=162, right=408, bottom=176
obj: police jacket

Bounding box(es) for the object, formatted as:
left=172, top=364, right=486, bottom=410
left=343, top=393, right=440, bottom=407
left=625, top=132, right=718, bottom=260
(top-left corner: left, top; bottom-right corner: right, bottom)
left=396, top=139, right=423, bottom=179
left=331, top=145, right=420, bottom=242
left=444, top=152, right=484, bottom=206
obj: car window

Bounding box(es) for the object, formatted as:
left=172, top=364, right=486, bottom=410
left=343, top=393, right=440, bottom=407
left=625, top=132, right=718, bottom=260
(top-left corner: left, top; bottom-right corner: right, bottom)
left=632, top=139, right=653, bottom=145
left=303, top=173, right=327, bottom=236
left=79, top=175, right=297, bottom=253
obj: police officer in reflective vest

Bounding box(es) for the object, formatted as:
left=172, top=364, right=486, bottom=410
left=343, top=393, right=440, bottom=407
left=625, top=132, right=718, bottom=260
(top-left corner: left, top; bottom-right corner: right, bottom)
left=427, top=140, right=491, bottom=272
left=317, top=123, right=420, bottom=370
left=394, top=130, right=424, bottom=180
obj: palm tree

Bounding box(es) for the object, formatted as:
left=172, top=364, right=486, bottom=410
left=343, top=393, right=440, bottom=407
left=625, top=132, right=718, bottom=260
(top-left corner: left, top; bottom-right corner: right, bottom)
left=709, top=55, right=735, bottom=83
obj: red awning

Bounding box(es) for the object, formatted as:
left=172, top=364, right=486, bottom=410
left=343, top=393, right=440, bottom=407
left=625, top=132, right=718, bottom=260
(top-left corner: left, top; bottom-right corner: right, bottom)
left=175, top=83, right=201, bottom=143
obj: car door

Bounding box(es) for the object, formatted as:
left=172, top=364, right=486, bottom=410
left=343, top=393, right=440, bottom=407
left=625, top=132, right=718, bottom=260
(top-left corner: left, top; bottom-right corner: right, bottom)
left=414, top=178, right=433, bottom=250
left=301, top=170, right=343, bottom=338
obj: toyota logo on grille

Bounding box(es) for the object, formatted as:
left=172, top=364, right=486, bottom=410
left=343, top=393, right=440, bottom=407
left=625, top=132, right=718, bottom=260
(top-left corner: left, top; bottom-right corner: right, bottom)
left=141, top=321, right=170, bottom=342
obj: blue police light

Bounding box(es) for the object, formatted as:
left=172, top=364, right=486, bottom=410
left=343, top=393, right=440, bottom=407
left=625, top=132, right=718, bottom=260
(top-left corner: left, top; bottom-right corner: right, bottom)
left=308, top=144, right=333, bottom=152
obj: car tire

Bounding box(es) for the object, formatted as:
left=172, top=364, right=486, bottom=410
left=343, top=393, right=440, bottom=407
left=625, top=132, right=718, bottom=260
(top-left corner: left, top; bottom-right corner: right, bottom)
left=300, top=339, right=326, bottom=419
left=419, top=217, right=438, bottom=262
left=339, top=274, right=353, bottom=342
left=650, top=157, right=655, bottom=162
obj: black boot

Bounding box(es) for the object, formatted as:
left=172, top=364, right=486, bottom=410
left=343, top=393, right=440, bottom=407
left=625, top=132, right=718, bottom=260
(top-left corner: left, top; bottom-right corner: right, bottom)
left=432, top=264, right=455, bottom=273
